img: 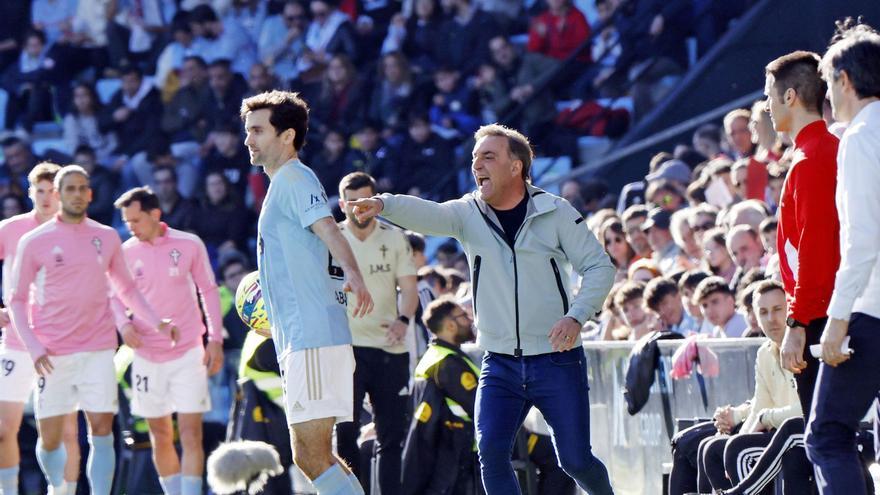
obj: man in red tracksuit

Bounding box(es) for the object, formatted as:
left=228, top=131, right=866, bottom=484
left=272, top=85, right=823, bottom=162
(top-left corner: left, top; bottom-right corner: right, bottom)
left=765, top=51, right=840, bottom=418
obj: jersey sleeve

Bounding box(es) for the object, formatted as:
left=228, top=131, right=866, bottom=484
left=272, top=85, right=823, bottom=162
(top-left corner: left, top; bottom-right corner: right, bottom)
left=285, top=171, right=332, bottom=229
left=436, top=356, right=478, bottom=420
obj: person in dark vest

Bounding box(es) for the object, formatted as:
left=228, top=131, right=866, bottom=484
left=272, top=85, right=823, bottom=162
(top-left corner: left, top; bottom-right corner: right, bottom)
left=403, top=296, right=480, bottom=495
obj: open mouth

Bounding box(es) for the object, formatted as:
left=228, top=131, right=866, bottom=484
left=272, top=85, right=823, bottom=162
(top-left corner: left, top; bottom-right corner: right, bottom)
left=476, top=176, right=490, bottom=186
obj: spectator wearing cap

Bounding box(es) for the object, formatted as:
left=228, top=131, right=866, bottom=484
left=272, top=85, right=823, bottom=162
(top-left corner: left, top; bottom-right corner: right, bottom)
left=645, top=277, right=700, bottom=335
left=258, top=0, right=309, bottom=83
left=694, top=276, right=747, bottom=338
left=642, top=207, right=682, bottom=275
left=646, top=159, right=692, bottom=189
left=189, top=4, right=257, bottom=76
left=646, top=179, right=685, bottom=212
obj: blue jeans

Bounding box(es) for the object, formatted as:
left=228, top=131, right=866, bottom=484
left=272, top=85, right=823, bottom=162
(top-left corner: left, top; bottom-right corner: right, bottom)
left=805, top=312, right=880, bottom=495
left=475, top=349, right=613, bottom=494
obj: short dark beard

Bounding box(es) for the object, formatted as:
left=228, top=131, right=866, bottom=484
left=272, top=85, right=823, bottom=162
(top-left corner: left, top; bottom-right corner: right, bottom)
left=346, top=212, right=372, bottom=230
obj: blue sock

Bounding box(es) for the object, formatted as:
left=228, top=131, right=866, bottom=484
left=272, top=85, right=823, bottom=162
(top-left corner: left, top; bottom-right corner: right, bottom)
left=0, top=465, right=19, bottom=495
left=86, top=434, right=115, bottom=495
left=36, top=439, right=66, bottom=489
left=347, top=472, right=364, bottom=495
left=311, top=463, right=352, bottom=495
left=159, top=473, right=181, bottom=495
left=181, top=475, right=202, bottom=495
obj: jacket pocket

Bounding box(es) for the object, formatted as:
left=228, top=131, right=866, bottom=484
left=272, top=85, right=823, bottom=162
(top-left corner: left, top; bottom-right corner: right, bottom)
left=472, top=255, right=482, bottom=317
left=550, top=258, right=569, bottom=314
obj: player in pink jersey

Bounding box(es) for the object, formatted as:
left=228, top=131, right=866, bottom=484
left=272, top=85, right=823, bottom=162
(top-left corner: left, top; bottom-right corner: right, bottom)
left=7, top=165, right=178, bottom=495
left=0, top=163, right=81, bottom=495
left=115, top=186, right=224, bottom=495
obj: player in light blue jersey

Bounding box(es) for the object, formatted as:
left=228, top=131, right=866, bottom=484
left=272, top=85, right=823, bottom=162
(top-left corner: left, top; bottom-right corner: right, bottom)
left=241, top=90, right=373, bottom=495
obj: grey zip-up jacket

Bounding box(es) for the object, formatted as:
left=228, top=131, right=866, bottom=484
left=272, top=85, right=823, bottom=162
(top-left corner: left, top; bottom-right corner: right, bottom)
left=379, top=184, right=615, bottom=356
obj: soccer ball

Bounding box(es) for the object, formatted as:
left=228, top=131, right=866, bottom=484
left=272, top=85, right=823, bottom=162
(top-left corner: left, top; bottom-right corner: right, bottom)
left=235, top=271, right=271, bottom=336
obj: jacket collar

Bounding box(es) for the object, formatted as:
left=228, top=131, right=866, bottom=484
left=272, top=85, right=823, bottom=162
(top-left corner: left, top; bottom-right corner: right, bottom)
left=470, top=182, right=558, bottom=221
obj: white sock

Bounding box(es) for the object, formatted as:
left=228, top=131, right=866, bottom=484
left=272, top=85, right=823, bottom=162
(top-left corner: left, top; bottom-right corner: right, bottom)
left=181, top=475, right=202, bottom=495
left=159, top=473, right=182, bottom=495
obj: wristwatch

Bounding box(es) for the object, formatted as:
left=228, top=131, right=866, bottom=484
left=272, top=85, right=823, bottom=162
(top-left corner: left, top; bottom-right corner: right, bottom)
left=397, top=315, right=411, bottom=325
left=786, top=317, right=807, bottom=329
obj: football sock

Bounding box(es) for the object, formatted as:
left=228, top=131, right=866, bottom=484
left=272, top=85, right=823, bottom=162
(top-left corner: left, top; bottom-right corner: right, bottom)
left=36, top=439, right=66, bottom=490
left=181, top=475, right=202, bottom=495
left=159, top=473, right=182, bottom=495
left=86, top=434, right=115, bottom=495
left=0, top=465, right=19, bottom=495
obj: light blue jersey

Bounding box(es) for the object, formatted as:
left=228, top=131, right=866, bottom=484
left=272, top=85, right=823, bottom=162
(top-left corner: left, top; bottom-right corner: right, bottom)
left=257, top=159, right=350, bottom=360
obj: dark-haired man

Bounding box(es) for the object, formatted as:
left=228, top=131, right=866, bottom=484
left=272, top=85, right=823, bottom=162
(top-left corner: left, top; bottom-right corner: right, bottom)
left=694, top=276, right=746, bottom=338
left=241, top=90, right=372, bottom=495
left=336, top=172, right=418, bottom=493
left=115, top=186, right=224, bottom=495
left=806, top=22, right=880, bottom=493
left=763, top=50, right=840, bottom=424
left=349, top=123, right=615, bottom=494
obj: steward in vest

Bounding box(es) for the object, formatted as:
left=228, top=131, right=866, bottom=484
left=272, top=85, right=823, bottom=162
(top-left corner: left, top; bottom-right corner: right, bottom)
left=403, top=296, right=483, bottom=495
left=230, top=331, right=293, bottom=495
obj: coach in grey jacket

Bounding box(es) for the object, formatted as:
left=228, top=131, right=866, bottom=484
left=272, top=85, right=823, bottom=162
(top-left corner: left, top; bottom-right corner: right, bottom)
left=349, top=124, right=616, bottom=494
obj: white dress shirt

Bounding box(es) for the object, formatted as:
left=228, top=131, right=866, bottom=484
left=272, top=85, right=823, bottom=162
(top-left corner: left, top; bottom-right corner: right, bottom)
left=827, top=101, right=880, bottom=321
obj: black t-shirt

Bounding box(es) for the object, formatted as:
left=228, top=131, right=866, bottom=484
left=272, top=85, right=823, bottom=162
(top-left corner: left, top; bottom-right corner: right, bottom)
left=490, top=193, right=529, bottom=246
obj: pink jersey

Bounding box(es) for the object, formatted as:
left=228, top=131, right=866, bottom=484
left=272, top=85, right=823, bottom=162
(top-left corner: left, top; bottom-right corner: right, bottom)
left=122, top=224, right=223, bottom=362
left=8, top=216, right=162, bottom=360
left=0, top=211, right=42, bottom=351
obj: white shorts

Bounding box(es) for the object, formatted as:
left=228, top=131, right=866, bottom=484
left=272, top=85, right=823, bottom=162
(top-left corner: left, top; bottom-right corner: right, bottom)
left=131, top=346, right=211, bottom=418
left=35, top=349, right=118, bottom=419
left=280, top=344, right=354, bottom=425
left=0, top=348, right=37, bottom=403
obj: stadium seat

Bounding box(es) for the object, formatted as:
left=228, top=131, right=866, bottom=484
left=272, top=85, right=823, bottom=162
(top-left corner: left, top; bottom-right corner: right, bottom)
left=0, top=88, right=7, bottom=130
left=96, top=78, right=122, bottom=105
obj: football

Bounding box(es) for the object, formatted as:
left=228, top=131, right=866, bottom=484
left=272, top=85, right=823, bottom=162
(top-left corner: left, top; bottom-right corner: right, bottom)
left=234, top=271, right=271, bottom=337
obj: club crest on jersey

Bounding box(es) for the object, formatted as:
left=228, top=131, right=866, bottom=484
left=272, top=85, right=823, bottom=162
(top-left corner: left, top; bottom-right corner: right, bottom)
left=92, top=237, right=103, bottom=263
left=52, top=246, right=64, bottom=266
left=133, top=259, right=145, bottom=279
left=169, top=248, right=181, bottom=276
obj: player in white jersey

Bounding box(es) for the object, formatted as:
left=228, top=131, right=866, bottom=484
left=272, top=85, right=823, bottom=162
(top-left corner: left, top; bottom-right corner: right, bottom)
left=241, top=90, right=372, bottom=495
left=0, top=163, right=80, bottom=495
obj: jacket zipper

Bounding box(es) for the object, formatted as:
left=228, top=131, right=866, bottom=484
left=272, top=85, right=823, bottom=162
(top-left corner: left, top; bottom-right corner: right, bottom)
left=550, top=258, right=569, bottom=314
left=473, top=200, right=523, bottom=357
left=472, top=255, right=482, bottom=318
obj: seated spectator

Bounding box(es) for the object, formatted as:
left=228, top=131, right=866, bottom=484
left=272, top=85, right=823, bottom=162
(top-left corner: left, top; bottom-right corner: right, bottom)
left=152, top=165, right=196, bottom=231
left=245, top=62, right=278, bottom=96
left=189, top=4, right=257, bottom=76
left=560, top=179, right=587, bottom=215
left=396, top=113, right=457, bottom=200
left=310, top=128, right=353, bottom=194
left=428, top=65, right=480, bottom=141
left=308, top=54, right=366, bottom=135
left=0, top=136, right=40, bottom=198
left=726, top=199, right=768, bottom=230
left=737, top=282, right=763, bottom=338
left=669, top=279, right=802, bottom=494
left=670, top=208, right=701, bottom=268
left=621, top=204, right=652, bottom=260
left=200, top=121, right=251, bottom=199
left=381, top=0, right=443, bottom=74
left=627, top=258, right=661, bottom=283
left=726, top=224, right=765, bottom=289
left=435, top=0, right=499, bottom=75
left=613, top=280, right=656, bottom=341
left=642, top=207, right=682, bottom=275
left=192, top=172, right=253, bottom=261
left=347, top=120, right=400, bottom=191
left=526, top=0, right=590, bottom=62
left=646, top=178, right=686, bottom=212
left=99, top=65, right=163, bottom=159
left=367, top=51, right=415, bottom=133
left=644, top=277, right=699, bottom=335
left=74, top=144, right=117, bottom=225
left=31, top=0, right=77, bottom=46
left=63, top=83, right=117, bottom=164
left=759, top=217, right=780, bottom=278
left=300, top=0, right=358, bottom=78
left=723, top=108, right=755, bottom=159
left=226, top=0, right=268, bottom=43
left=702, top=227, right=736, bottom=285
left=1, top=29, right=57, bottom=131
left=693, top=276, right=746, bottom=338
left=1, top=193, right=26, bottom=219
left=161, top=55, right=213, bottom=144
left=686, top=203, right=718, bottom=246
left=475, top=35, right=557, bottom=136
left=206, top=59, right=249, bottom=132
left=108, top=0, right=168, bottom=71
left=599, top=218, right=636, bottom=282
left=678, top=269, right=713, bottom=335
left=692, top=124, right=725, bottom=161
left=258, top=0, right=309, bottom=83
left=155, top=13, right=209, bottom=97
